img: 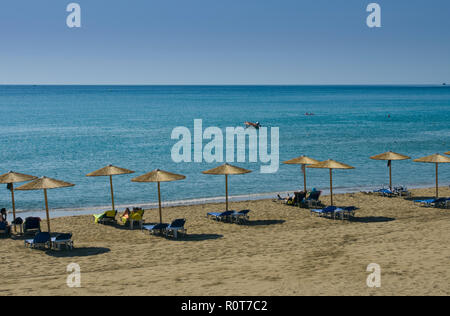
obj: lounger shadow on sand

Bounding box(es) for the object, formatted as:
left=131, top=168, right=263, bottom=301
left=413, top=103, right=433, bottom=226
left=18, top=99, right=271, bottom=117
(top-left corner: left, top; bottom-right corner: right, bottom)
left=166, top=233, right=223, bottom=242
left=243, top=219, right=285, bottom=226
left=45, top=247, right=111, bottom=257
left=348, top=216, right=395, bottom=223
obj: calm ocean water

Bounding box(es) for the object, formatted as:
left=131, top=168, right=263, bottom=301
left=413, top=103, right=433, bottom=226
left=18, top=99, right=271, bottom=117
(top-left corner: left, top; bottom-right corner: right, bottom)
left=0, top=85, right=449, bottom=217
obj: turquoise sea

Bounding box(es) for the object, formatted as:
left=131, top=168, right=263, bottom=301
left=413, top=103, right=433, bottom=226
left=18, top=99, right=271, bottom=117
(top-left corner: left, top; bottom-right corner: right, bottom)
left=0, top=85, right=449, bottom=217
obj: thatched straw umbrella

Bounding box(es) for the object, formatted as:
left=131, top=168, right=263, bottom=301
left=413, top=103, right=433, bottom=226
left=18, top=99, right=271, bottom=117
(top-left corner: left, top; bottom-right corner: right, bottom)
left=132, top=169, right=185, bottom=224
left=308, top=160, right=355, bottom=206
left=370, top=151, right=410, bottom=190
left=0, top=171, right=37, bottom=232
left=202, top=163, right=251, bottom=211
left=413, top=154, right=450, bottom=198
left=283, top=156, right=320, bottom=193
left=15, top=177, right=75, bottom=233
left=445, top=151, right=450, bottom=155
left=86, top=165, right=134, bottom=212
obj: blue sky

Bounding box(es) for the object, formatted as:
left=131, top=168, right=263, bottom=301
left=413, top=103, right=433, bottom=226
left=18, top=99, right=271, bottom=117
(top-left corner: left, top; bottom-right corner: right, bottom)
left=0, top=0, right=449, bottom=84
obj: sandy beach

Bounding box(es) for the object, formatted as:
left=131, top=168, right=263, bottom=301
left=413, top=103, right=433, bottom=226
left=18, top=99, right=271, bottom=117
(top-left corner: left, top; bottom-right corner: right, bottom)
left=1, top=186, right=449, bottom=296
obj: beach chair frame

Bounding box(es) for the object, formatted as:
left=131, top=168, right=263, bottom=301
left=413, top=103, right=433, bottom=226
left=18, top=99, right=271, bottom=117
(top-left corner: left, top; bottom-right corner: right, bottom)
left=206, top=211, right=234, bottom=222
left=165, top=219, right=187, bottom=239
left=232, top=210, right=251, bottom=224
left=94, top=210, right=118, bottom=225
left=0, top=223, right=11, bottom=238
left=23, top=217, right=41, bottom=236
left=51, top=234, right=74, bottom=251
left=25, top=232, right=51, bottom=250
left=143, top=223, right=169, bottom=236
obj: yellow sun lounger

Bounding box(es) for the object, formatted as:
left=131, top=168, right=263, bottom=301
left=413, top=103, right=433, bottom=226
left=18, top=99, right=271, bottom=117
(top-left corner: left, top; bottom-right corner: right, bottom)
left=120, top=209, right=145, bottom=229
left=93, top=210, right=117, bottom=224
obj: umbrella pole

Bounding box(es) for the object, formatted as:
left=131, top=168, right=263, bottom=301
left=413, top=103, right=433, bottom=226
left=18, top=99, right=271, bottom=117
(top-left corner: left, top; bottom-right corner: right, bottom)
left=44, top=189, right=51, bottom=233
left=436, top=163, right=439, bottom=198
left=302, top=165, right=307, bottom=193
left=109, top=175, right=115, bottom=211
left=11, top=183, right=17, bottom=233
left=157, top=182, right=162, bottom=224
left=225, top=175, right=229, bottom=211
left=389, top=160, right=392, bottom=191
left=330, top=169, right=333, bottom=206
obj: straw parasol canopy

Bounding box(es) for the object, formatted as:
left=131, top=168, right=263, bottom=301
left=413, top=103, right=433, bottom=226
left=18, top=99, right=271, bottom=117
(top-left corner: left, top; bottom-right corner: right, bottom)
left=202, top=163, right=251, bottom=211
left=283, top=155, right=320, bottom=193
left=132, top=169, right=185, bottom=224
left=16, top=177, right=75, bottom=233
left=445, top=151, right=450, bottom=155
left=413, top=154, right=450, bottom=198
left=86, top=165, right=134, bottom=212
left=308, top=160, right=355, bottom=206
left=370, top=151, right=410, bottom=190
left=0, top=171, right=37, bottom=232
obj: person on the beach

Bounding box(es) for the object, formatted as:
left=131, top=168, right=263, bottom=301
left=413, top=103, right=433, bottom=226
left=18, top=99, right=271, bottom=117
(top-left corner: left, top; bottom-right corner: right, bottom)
left=0, top=208, right=7, bottom=223
left=122, top=208, right=131, bottom=219
left=0, top=208, right=11, bottom=235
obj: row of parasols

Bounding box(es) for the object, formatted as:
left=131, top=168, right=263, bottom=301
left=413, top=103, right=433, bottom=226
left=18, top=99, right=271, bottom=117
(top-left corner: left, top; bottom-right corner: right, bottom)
left=0, top=151, right=449, bottom=234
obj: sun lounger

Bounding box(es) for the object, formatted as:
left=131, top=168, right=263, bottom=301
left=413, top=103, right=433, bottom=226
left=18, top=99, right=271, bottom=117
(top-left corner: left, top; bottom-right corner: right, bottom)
left=333, top=206, right=357, bottom=220
left=93, top=210, right=117, bottom=224
left=303, top=191, right=322, bottom=208
left=23, top=217, right=41, bottom=235
left=310, top=206, right=337, bottom=217
left=430, top=198, right=450, bottom=208
left=51, top=233, right=74, bottom=250
left=374, top=188, right=395, bottom=197
left=294, top=192, right=307, bottom=206
left=311, top=206, right=356, bottom=220
left=25, top=232, right=51, bottom=249
left=413, top=198, right=445, bottom=207
left=206, top=210, right=235, bottom=222
left=165, top=219, right=187, bottom=239
left=143, top=223, right=169, bottom=235
left=232, top=210, right=251, bottom=224
left=121, top=208, right=145, bottom=229
left=393, top=186, right=411, bottom=197
left=0, top=222, right=11, bottom=238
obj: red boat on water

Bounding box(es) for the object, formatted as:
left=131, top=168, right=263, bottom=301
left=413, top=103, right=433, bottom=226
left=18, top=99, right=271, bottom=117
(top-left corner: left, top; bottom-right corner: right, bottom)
left=244, top=121, right=261, bottom=129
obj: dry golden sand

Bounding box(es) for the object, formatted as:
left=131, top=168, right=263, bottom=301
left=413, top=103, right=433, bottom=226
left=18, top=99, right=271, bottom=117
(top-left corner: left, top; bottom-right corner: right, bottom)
left=1, top=187, right=450, bottom=296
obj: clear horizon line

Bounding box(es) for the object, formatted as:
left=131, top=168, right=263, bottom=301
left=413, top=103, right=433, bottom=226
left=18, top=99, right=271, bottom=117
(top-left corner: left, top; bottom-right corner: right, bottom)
left=0, top=83, right=448, bottom=87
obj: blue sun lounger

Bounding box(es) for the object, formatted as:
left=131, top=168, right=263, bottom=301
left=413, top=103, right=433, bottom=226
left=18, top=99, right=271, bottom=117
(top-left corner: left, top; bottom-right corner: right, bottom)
left=0, top=222, right=11, bottom=238
left=413, top=198, right=436, bottom=206
left=334, top=206, right=357, bottom=219
left=23, top=217, right=41, bottom=236
left=206, top=210, right=234, bottom=222
left=374, top=189, right=395, bottom=197
left=310, top=206, right=337, bottom=217
left=143, top=223, right=169, bottom=235
left=165, top=219, right=187, bottom=239
left=414, top=198, right=449, bottom=208
left=232, top=210, right=251, bottom=224
left=51, top=233, right=74, bottom=250
left=25, top=232, right=51, bottom=249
